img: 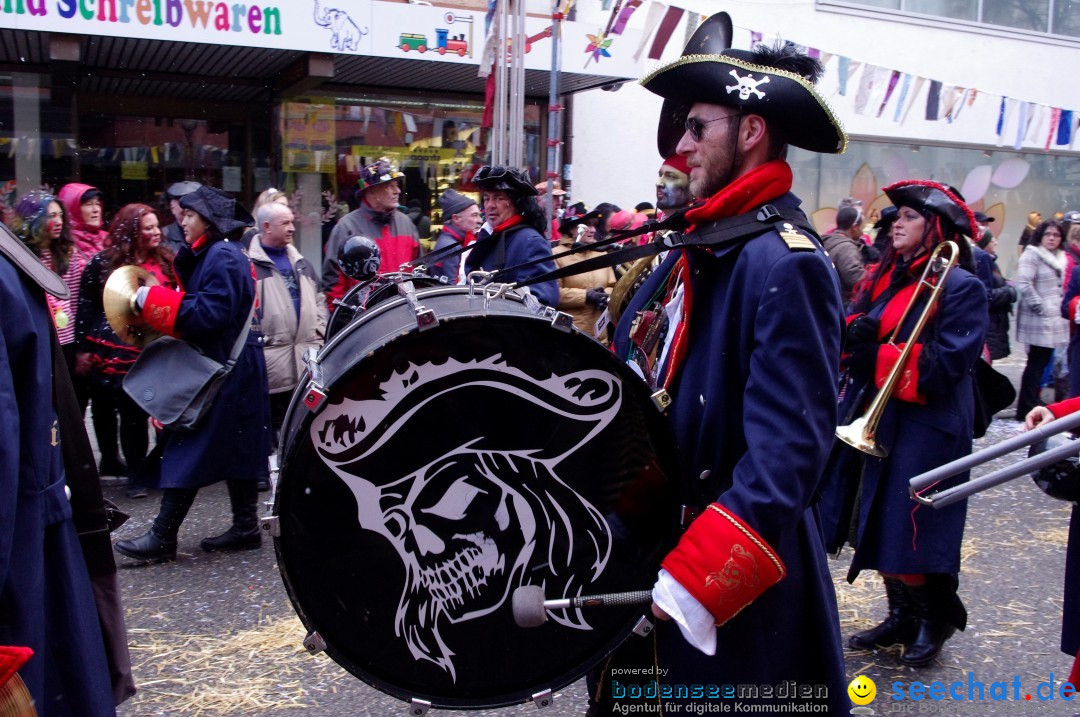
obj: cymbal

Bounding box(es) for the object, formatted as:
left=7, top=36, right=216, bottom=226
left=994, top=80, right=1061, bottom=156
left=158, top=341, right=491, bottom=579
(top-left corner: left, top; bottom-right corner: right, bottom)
left=104, top=265, right=162, bottom=347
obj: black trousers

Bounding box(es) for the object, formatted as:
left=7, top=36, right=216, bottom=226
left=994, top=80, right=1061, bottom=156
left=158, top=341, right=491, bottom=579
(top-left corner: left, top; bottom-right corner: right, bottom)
left=1017, top=344, right=1054, bottom=417
left=90, top=383, right=150, bottom=480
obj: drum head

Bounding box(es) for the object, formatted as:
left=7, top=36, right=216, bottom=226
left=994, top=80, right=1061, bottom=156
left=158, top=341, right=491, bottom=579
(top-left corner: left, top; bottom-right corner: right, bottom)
left=326, top=274, right=443, bottom=340
left=276, top=288, right=679, bottom=709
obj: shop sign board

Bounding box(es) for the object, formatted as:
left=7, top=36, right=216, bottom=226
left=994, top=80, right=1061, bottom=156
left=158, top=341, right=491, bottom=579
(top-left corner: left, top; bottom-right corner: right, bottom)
left=0, top=1, right=643, bottom=80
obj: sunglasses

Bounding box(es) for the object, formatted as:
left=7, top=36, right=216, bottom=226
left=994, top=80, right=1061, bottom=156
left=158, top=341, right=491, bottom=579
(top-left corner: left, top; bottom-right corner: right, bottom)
left=684, top=112, right=741, bottom=142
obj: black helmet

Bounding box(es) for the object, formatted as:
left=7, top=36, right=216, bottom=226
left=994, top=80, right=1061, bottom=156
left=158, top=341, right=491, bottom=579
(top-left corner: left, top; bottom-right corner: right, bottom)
left=338, top=235, right=381, bottom=281
left=1030, top=433, right=1080, bottom=503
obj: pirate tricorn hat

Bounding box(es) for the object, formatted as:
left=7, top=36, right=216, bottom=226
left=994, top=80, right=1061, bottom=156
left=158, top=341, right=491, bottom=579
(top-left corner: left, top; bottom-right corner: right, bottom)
left=312, top=357, right=622, bottom=482
left=642, top=13, right=846, bottom=157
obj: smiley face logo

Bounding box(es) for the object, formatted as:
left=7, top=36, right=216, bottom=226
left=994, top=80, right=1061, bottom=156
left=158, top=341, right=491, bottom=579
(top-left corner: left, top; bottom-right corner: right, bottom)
left=848, top=675, right=877, bottom=705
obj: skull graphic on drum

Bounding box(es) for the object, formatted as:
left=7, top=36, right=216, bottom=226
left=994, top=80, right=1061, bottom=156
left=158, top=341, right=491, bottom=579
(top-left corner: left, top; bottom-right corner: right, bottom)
left=312, top=357, right=619, bottom=679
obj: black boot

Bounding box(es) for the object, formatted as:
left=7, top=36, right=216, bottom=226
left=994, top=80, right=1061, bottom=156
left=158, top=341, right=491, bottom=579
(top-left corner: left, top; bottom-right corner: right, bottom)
left=115, top=488, right=196, bottom=562
left=848, top=577, right=916, bottom=650
left=900, top=576, right=965, bottom=667
left=201, top=480, right=262, bottom=552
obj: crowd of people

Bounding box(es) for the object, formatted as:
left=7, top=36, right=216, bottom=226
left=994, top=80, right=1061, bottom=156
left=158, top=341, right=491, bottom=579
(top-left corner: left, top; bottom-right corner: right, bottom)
left=7, top=24, right=1080, bottom=717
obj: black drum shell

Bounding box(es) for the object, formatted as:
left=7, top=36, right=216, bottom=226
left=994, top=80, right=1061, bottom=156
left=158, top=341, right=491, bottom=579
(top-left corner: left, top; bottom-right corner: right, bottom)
left=1031, top=434, right=1080, bottom=502
left=275, top=286, right=680, bottom=709
left=325, top=273, right=444, bottom=341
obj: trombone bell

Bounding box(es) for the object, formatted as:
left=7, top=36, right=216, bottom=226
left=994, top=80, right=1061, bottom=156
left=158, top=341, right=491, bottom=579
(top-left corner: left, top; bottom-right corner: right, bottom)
left=835, top=415, right=888, bottom=458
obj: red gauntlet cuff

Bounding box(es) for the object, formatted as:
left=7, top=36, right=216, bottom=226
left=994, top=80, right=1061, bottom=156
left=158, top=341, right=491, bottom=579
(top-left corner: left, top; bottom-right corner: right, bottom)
left=0, top=645, right=33, bottom=686
left=661, top=504, right=785, bottom=626
left=142, top=285, right=184, bottom=336
left=874, top=342, right=926, bottom=404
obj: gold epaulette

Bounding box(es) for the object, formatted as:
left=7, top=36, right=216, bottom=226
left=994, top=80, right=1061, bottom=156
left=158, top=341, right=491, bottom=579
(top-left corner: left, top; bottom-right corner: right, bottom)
left=777, top=222, right=817, bottom=252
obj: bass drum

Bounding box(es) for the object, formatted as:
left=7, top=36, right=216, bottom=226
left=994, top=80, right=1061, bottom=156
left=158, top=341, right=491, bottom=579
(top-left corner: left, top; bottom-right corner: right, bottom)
left=325, top=273, right=444, bottom=340
left=275, top=286, right=680, bottom=710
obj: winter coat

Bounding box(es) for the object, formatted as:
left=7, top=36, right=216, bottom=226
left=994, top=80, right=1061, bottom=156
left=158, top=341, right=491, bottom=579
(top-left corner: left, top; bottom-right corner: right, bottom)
left=554, top=238, right=617, bottom=337
left=58, top=183, right=108, bottom=258
left=1061, top=268, right=1080, bottom=397
left=321, top=201, right=419, bottom=301
left=249, top=236, right=327, bottom=394
left=139, top=237, right=271, bottom=488
left=610, top=191, right=848, bottom=714
left=1017, top=245, right=1069, bottom=348
left=74, top=252, right=143, bottom=388
left=819, top=257, right=988, bottom=576
left=985, top=253, right=1016, bottom=361
left=0, top=249, right=117, bottom=716
left=429, top=224, right=471, bottom=283
left=821, top=230, right=865, bottom=305
left=464, top=222, right=558, bottom=308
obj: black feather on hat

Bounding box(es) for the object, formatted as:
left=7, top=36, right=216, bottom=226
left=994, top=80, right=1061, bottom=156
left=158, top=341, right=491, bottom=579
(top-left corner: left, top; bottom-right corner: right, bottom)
left=641, top=13, right=846, bottom=157
left=179, top=186, right=254, bottom=236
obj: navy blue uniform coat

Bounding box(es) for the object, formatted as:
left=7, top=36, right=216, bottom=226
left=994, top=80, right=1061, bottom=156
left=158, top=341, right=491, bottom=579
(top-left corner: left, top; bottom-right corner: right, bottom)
left=149, top=238, right=271, bottom=489
left=820, top=264, right=988, bottom=577
left=0, top=255, right=116, bottom=715
left=464, top=223, right=558, bottom=307
left=611, top=193, right=848, bottom=712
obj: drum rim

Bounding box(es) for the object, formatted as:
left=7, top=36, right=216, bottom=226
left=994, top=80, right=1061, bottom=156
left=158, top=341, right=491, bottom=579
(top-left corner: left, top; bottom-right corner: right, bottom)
left=272, top=296, right=680, bottom=709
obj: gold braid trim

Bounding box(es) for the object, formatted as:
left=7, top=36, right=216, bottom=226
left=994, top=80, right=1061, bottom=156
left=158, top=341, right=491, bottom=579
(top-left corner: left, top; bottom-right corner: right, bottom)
left=707, top=504, right=786, bottom=579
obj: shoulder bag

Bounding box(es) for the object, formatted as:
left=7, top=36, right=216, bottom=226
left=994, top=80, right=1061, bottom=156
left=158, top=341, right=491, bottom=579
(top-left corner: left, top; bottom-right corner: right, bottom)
left=123, top=300, right=256, bottom=431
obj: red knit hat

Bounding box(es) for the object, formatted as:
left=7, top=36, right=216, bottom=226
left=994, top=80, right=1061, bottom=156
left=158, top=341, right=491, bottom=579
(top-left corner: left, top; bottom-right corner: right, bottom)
left=661, top=154, right=691, bottom=176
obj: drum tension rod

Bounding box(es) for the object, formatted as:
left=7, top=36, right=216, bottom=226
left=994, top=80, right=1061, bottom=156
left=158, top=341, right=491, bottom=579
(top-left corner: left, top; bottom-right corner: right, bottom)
left=532, top=689, right=553, bottom=709
left=408, top=698, right=431, bottom=716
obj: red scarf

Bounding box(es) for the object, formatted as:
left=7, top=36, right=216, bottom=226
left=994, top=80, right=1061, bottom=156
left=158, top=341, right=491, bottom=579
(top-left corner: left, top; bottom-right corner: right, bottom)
left=661, top=160, right=794, bottom=389
left=492, top=215, right=523, bottom=233
left=683, top=159, right=793, bottom=227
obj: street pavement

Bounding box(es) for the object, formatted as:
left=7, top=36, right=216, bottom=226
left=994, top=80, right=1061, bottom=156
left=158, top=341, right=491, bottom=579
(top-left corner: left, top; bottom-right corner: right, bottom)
left=104, top=355, right=1080, bottom=716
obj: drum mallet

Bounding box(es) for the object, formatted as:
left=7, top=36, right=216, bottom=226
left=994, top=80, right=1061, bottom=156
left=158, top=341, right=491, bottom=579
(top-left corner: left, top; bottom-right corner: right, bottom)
left=512, top=585, right=653, bottom=628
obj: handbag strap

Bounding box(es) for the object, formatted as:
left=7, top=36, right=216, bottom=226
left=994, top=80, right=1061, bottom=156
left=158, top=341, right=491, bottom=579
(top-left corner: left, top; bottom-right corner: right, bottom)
left=225, top=298, right=257, bottom=368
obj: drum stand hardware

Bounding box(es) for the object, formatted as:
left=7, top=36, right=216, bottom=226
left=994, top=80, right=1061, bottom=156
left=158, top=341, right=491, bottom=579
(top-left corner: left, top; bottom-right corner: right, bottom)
left=260, top=515, right=280, bottom=538
left=303, top=631, right=327, bottom=655
left=651, top=389, right=672, bottom=413
left=550, top=310, right=574, bottom=333
left=532, top=689, right=554, bottom=709
left=632, top=615, right=655, bottom=637
left=408, top=698, right=432, bottom=716
left=301, top=347, right=328, bottom=414
left=396, top=278, right=439, bottom=331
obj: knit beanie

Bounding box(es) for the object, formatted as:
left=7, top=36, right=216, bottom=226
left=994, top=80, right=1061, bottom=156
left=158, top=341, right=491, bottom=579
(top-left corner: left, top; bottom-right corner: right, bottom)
left=439, top=189, right=476, bottom=218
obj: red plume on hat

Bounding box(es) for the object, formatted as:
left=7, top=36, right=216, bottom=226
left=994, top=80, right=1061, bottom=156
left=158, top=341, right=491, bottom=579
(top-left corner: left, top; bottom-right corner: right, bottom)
left=661, top=155, right=691, bottom=176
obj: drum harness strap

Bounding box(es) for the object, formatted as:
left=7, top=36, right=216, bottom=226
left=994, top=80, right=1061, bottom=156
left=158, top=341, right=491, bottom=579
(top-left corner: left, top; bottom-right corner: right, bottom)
left=496, top=204, right=819, bottom=290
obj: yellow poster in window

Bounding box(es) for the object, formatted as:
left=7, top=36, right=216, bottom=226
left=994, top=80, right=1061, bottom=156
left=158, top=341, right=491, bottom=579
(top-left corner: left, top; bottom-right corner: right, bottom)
left=283, top=102, right=336, bottom=173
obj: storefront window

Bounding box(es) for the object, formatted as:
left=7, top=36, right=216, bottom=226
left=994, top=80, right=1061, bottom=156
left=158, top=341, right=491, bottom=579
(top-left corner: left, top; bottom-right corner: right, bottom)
left=278, top=93, right=544, bottom=259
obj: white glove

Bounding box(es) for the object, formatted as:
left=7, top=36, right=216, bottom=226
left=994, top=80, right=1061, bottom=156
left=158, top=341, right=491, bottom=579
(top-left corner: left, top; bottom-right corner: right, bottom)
left=1074, top=311, right=1080, bottom=325
left=653, top=569, right=717, bottom=655
left=134, top=285, right=150, bottom=310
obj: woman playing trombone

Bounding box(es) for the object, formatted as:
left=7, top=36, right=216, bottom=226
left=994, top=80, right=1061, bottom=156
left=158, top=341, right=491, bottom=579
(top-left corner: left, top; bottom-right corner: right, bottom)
left=820, top=180, right=988, bottom=667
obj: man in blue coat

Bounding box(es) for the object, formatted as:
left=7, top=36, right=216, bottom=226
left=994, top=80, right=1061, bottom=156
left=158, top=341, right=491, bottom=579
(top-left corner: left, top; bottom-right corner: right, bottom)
left=0, top=225, right=119, bottom=715
left=603, top=38, right=850, bottom=714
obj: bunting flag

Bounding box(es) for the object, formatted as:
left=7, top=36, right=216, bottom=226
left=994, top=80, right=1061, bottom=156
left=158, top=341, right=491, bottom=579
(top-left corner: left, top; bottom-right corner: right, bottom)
left=853, top=63, right=877, bottom=115
left=836, top=56, right=852, bottom=96
left=1025, top=104, right=1044, bottom=144
left=995, top=97, right=1007, bottom=140
left=900, top=77, right=925, bottom=125
left=632, top=1, right=667, bottom=62
left=610, top=0, right=643, bottom=34
left=1058, top=110, right=1074, bottom=145
left=876, top=70, right=901, bottom=118
left=1046, top=107, right=1062, bottom=151
left=750, top=30, right=762, bottom=45
left=647, top=5, right=685, bottom=60
left=925, top=80, right=942, bottom=120
left=892, top=74, right=912, bottom=122
left=1014, top=101, right=1030, bottom=150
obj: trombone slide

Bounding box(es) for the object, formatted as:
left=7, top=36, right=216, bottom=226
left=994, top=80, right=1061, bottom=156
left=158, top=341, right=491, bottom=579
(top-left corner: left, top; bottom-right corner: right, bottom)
left=908, top=410, right=1080, bottom=508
